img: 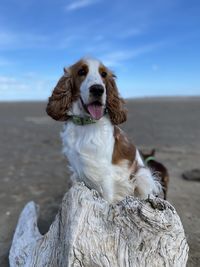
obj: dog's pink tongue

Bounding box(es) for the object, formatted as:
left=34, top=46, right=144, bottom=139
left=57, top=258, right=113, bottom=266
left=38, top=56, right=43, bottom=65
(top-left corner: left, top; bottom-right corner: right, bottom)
left=87, top=104, right=104, bottom=120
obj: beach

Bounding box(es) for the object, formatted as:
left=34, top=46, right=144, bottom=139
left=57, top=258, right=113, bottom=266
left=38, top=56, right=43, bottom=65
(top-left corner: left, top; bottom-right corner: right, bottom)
left=0, top=97, right=199, bottom=266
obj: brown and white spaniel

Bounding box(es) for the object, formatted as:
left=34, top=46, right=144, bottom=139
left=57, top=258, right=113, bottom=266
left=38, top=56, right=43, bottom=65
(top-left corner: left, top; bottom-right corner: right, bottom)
left=46, top=57, right=161, bottom=203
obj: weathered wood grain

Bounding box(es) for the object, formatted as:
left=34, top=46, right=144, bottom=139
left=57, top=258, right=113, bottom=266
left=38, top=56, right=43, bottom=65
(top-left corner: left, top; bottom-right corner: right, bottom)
left=9, top=183, right=189, bottom=267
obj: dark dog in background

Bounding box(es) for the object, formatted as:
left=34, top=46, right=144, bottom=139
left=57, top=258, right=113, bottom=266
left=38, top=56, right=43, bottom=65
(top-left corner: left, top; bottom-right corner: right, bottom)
left=140, top=149, right=169, bottom=200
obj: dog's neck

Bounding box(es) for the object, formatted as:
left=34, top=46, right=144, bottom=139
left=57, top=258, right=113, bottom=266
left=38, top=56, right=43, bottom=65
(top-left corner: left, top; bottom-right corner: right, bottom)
left=69, top=115, right=97, bottom=125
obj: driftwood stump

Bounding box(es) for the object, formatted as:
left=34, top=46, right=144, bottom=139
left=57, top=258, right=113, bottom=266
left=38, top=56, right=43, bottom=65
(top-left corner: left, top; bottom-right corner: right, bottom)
left=9, top=183, right=189, bottom=267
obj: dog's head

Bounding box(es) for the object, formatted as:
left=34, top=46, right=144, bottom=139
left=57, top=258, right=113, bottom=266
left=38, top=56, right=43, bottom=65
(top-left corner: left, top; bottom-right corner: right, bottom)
left=46, top=58, right=127, bottom=125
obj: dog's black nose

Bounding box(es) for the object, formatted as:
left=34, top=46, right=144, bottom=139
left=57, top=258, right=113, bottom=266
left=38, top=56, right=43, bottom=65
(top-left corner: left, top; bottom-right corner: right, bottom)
left=89, top=84, right=104, bottom=97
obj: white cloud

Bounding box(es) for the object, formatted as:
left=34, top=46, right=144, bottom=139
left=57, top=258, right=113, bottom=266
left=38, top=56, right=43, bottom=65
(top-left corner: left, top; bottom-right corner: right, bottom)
left=0, top=28, right=81, bottom=50
left=0, top=76, right=30, bottom=92
left=0, top=74, right=54, bottom=101
left=0, top=30, right=49, bottom=50
left=56, top=34, right=82, bottom=49
left=118, top=28, right=143, bottom=39
left=66, top=0, right=100, bottom=11
left=101, top=42, right=163, bottom=67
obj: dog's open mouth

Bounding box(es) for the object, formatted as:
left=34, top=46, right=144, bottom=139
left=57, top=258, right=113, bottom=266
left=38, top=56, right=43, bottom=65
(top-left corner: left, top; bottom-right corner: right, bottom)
left=86, top=101, right=104, bottom=120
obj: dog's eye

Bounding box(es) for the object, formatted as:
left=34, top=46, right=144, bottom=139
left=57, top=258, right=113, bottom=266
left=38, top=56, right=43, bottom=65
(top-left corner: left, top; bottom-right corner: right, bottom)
left=101, top=71, right=107, bottom=78
left=78, top=68, right=87, bottom=76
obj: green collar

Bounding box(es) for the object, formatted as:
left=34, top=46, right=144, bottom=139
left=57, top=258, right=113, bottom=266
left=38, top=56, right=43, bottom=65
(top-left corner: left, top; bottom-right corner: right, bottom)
left=70, top=115, right=97, bottom=125
left=144, top=156, right=156, bottom=165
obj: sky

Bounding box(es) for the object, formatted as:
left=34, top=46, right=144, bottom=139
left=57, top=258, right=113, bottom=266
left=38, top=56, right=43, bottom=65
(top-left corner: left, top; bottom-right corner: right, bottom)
left=0, top=0, right=200, bottom=100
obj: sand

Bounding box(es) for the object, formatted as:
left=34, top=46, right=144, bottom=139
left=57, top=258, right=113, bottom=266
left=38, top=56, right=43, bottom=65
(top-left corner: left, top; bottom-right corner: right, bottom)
left=0, top=97, right=200, bottom=266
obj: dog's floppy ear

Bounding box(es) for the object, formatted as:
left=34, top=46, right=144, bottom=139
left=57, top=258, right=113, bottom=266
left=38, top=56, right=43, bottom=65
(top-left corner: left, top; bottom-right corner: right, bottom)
left=106, top=73, right=127, bottom=125
left=46, top=68, right=76, bottom=121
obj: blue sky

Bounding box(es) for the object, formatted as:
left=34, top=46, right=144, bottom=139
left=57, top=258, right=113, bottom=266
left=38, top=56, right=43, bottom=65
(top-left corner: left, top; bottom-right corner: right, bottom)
left=0, top=0, right=200, bottom=100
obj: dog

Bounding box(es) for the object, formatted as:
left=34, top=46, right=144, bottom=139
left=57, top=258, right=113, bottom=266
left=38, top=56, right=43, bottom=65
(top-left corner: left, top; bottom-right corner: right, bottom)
left=140, top=149, right=169, bottom=200
left=46, top=57, right=161, bottom=203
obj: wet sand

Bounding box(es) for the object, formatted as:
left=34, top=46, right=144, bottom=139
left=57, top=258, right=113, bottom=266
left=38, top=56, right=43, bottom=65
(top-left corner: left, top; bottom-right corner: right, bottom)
left=0, top=97, right=200, bottom=266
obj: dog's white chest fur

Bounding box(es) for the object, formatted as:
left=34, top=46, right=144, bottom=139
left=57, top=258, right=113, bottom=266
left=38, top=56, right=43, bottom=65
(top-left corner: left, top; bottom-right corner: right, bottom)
left=61, top=117, right=133, bottom=202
